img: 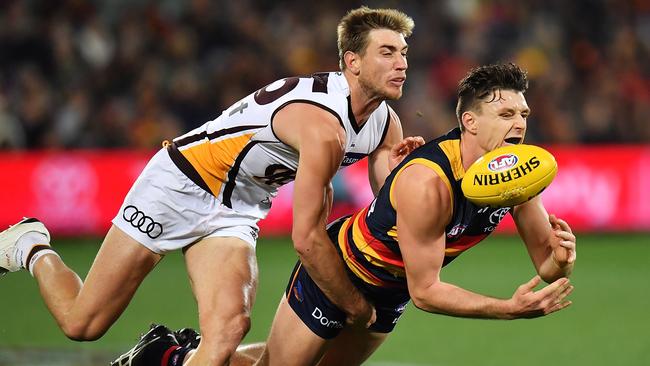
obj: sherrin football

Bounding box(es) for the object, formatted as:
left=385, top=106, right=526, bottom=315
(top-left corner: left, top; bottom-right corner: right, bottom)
left=461, top=144, right=557, bottom=207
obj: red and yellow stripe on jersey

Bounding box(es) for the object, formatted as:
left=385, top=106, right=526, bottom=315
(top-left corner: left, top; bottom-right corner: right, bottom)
left=337, top=208, right=406, bottom=288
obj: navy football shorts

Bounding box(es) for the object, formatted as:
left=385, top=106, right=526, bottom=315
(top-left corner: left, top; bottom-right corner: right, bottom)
left=284, top=217, right=410, bottom=339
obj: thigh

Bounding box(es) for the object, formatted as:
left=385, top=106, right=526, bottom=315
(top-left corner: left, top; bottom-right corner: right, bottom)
left=317, top=327, right=388, bottom=366
left=75, top=225, right=162, bottom=329
left=259, top=296, right=330, bottom=366
left=184, top=236, right=258, bottom=340
left=259, top=260, right=349, bottom=366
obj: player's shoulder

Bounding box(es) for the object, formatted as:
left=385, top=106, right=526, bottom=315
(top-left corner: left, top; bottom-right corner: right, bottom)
left=391, top=140, right=457, bottom=198
left=391, top=162, right=453, bottom=217
left=283, top=72, right=350, bottom=113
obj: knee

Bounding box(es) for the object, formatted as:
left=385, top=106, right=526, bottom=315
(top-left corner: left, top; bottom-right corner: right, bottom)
left=202, top=312, right=252, bottom=351
left=223, top=312, right=252, bottom=342
left=61, top=320, right=106, bottom=342
left=194, top=313, right=252, bottom=364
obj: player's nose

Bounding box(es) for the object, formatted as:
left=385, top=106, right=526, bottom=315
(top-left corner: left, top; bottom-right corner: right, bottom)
left=514, top=114, right=527, bottom=129
left=395, top=54, right=407, bottom=71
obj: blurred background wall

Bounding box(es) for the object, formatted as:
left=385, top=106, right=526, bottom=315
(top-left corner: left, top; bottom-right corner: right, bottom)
left=1, top=0, right=649, bottom=235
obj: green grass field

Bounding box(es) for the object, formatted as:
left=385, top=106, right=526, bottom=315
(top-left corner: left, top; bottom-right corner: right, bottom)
left=1, top=233, right=649, bottom=366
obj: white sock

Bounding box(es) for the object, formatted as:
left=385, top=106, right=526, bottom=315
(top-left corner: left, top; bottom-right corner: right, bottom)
left=16, top=232, right=51, bottom=269
left=28, top=249, right=60, bottom=276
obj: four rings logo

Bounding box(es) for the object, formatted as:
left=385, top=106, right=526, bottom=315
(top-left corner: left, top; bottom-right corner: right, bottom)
left=122, top=205, right=163, bottom=239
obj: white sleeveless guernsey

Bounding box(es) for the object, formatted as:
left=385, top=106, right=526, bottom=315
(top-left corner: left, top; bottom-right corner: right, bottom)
left=168, top=72, right=390, bottom=219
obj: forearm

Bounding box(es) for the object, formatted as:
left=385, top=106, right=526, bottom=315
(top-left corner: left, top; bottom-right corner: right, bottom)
left=294, top=230, right=367, bottom=313
left=411, top=281, right=514, bottom=320
left=324, top=183, right=334, bottom=220
left=368, top=150, right=389, bottom=196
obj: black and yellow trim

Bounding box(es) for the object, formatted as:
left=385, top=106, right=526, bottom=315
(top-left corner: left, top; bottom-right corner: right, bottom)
left=389, top=158, right=453, bottom=210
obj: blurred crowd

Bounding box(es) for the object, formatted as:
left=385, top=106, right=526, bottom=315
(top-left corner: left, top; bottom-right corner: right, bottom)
left=1, top=0, right=649, bottom=149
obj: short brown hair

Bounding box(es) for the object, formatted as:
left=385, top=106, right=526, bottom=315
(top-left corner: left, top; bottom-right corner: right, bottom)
left=337, top=7, right=414, bottom=70
left=456, top=63, right=529, bottom=130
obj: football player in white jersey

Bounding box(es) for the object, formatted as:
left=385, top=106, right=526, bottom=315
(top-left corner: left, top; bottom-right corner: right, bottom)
left=0, top=6, right=423, bottom=366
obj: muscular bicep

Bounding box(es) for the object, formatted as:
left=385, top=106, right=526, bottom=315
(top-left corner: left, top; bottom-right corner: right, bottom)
left=274, top=104, right=346, bottom=237
left=394, top=165, right=452, bottom=295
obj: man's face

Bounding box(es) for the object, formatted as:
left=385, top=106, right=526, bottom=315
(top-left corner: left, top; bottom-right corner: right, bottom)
left=471, top=89, right=529, bottom=151
left=357, top=29, right=408, bottom=100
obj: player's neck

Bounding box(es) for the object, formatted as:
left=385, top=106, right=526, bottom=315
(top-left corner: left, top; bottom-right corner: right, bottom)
left=459, top=135, right=484, bottom=172
left=344, top=72, right=384, bottom=126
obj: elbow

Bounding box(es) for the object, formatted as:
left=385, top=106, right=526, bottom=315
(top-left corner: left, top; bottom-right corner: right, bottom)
left=292, top=225, right=332, bottom=262
left=409, top=288, right=436, bottom=313
left=409, top=280, right=447, bottom=314
left=411, top=296, right=429, bottom=312
left=291, top=231, right=313, bottom=259
left=411, top=295, right=443, bottom=314
left=61, top=321, right=106, bottom=342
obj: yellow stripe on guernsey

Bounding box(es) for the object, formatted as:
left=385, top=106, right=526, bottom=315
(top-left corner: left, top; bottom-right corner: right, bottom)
left=337, top=217, right=384, bottom=286
left=437, top=139, right=465, bottom=181
left=350, top=213, right=405, bottom=278
left=337, top=213, right=406, bottom=287
left=387, top=227, right=398, bottom=239
left=389, top=158, right=453, bottom=210
left=445, top=247, right=463, bottom=256
left=179, top=133, right=256, bottom=196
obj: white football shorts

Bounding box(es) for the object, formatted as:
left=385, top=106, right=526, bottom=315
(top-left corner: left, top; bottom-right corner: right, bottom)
left=112, top=149, right=260, bottom=254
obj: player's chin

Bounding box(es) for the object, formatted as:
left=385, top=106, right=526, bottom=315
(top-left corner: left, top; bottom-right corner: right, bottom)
left=383, top=87, right=403, bottom=100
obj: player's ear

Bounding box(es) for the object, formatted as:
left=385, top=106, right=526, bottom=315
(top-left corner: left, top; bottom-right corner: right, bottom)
left=344, top=51, right=361, bottom=75
left=461, top=111, right=478, bottom=134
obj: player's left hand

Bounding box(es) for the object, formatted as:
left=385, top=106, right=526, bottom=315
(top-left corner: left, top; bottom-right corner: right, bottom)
left=549, top=214, right=576, bottom=267
left=389, top=136, right=425, bottom=170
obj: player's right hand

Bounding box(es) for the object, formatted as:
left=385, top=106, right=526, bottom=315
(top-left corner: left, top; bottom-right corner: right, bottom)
left=507, top=275, right=574, bottom=319
left=346, top=298, right=377, bottom=328
left=388, top=136, right=425, bottom=170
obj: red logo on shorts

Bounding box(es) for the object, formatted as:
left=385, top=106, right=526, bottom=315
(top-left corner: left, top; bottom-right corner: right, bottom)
left=488, top=154, right=519, bottom=172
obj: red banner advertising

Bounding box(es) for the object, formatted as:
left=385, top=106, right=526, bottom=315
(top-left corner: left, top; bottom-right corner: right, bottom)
left=0, top=146, right=649, bottom=237
left=0, top=150, right=153, bottom=236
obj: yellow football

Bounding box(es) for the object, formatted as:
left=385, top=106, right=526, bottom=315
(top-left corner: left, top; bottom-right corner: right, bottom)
left=461, top=144, right=558, bottom=207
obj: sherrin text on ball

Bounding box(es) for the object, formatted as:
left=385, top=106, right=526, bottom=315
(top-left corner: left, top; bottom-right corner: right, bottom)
left=461, top=144, right=557, bottom=207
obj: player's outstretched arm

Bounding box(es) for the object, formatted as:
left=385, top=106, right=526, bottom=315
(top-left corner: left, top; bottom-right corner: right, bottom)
left=274, top=103, right=376, bottom=328
left=513, top=196, right=576, bottom=282
left=395, top=165, right=573, bottom=320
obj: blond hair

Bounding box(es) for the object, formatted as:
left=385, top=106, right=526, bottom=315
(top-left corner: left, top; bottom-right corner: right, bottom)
left=337, top=7, right=414, bottom=70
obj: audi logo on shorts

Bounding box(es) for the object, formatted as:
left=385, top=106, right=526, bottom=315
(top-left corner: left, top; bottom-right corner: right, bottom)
left=122, top=205, right=163, bottom=239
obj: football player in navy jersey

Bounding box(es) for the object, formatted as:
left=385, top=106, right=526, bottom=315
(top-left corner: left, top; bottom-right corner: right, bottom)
left=1, top=7, right=423, bottom=366
left=249, top=63, right=577, bottom=366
